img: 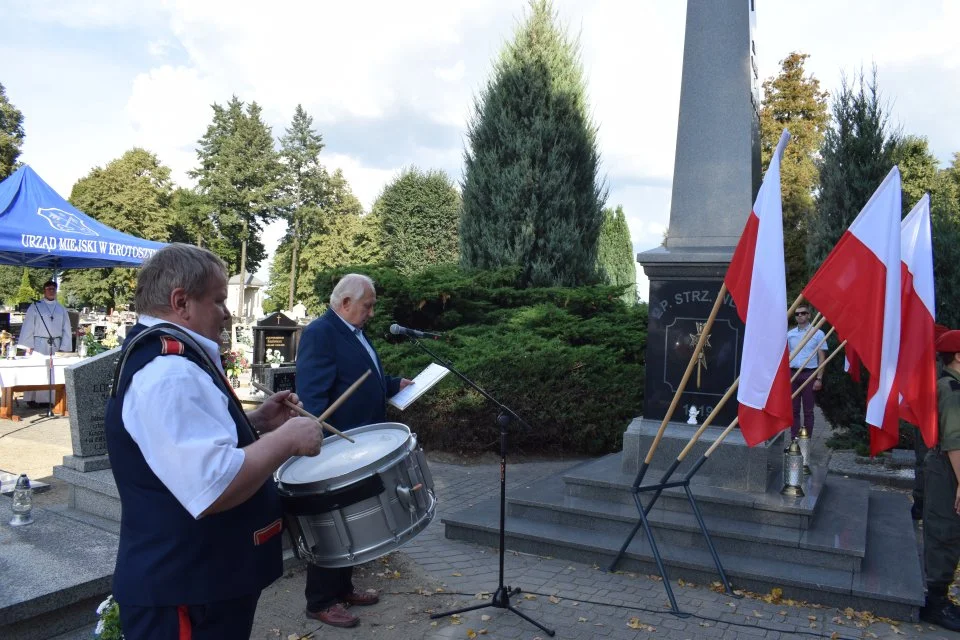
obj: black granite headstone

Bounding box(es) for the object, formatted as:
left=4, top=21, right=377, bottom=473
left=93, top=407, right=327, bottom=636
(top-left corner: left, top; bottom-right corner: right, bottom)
left=644, top=279, right=744, bottom=426
left=253, top=312, right=301, bottom=365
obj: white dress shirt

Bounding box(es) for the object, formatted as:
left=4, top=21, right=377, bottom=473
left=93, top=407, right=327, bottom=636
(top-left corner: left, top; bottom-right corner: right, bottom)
left=121, top=315, right=244, bottom=519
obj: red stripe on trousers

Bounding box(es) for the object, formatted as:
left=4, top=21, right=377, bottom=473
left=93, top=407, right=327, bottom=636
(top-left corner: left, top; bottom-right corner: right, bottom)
left=177, top=605, right=192, bottom=640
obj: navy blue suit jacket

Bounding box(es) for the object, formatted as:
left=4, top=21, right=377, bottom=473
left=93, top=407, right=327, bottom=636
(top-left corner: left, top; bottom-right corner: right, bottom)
left=296, top=308, right=401, bottom=430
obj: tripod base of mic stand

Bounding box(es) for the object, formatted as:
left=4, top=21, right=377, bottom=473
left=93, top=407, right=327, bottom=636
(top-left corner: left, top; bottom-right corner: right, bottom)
left=431, top=586, right=555, bottom=636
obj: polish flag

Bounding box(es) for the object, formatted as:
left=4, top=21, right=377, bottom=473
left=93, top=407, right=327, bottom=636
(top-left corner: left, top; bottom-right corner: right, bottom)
left=724, top=129, right=793, bottom=446
left=803, top=167, right=902, bottom=455
left=898, top=194, right=937, bottom=448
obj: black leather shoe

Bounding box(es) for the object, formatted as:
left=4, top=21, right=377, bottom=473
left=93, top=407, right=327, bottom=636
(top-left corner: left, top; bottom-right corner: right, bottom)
left=919, top=598, right=960, bottom=632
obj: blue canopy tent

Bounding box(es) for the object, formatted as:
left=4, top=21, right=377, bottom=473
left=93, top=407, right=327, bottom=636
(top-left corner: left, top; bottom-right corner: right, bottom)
left=0, top=165, right=165, bottom=268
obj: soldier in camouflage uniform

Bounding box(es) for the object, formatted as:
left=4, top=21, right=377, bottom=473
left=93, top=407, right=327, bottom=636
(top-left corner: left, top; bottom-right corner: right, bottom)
left=920, top=330, right=960, bottom=631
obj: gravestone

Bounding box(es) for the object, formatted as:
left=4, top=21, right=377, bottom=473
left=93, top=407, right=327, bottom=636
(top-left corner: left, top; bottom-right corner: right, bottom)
left=625, top=0, right=764, bottom=486
left=62, top=347, right=121, bottom=472
left=253, top=312, right=300, bottom=365
left=263, top=366, right=296, bottom=394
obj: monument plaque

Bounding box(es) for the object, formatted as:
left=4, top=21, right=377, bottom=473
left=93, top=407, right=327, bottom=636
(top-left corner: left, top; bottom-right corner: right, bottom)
left=63, top=347, right=121, bottom=471
left=644, top=280, right=743, bottom=426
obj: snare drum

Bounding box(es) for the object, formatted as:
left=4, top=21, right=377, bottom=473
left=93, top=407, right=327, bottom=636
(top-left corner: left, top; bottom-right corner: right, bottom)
left=276, top=422, right=436, bottom=567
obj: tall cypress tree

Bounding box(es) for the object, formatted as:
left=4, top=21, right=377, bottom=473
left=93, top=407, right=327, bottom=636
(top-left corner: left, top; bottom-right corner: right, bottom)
left=595, top=205, right=636, bottom=304
left=459, top=0, right=606, bottom=287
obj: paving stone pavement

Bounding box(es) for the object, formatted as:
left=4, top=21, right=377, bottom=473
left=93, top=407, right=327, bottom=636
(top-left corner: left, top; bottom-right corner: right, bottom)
left=250, top=457, right=960, bottom=640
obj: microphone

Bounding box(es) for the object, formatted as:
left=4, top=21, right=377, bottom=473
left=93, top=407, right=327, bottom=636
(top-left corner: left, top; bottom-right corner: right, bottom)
left=389, top=324, right=443, bottom=340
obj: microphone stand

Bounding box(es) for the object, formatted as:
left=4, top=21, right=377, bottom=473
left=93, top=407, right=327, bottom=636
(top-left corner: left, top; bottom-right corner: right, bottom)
left=403, top=335, right=554, bottom=637
left=32, top=301, right=60, bottom=419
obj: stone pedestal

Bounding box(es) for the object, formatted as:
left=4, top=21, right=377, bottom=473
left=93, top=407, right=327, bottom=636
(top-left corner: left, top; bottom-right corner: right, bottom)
left=621, top=418, right=783, bottom=493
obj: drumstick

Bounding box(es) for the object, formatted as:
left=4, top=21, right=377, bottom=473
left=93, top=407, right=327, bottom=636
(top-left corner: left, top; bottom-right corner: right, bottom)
left=251, top=381, right=356, bottom=444
left=316, top=369, right=372, bottom=425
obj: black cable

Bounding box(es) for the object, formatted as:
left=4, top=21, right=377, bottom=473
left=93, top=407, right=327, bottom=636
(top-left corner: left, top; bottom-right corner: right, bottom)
left=380, top=589, right=862, bottom=640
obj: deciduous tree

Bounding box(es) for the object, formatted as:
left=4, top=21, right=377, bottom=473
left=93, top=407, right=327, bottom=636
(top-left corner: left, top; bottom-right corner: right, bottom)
left=0, top=81, right=24, bottom=180
left=62, top=148, right=174, bottom=309
left=758, top=52, right=829, bottom=299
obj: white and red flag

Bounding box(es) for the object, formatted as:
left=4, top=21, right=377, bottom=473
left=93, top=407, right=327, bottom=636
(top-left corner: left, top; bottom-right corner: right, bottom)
left=803, top=166, right=903, bottom=455
left=898, top=194, right=937, bottom=448
left=724, top=129, right=793, bottom=446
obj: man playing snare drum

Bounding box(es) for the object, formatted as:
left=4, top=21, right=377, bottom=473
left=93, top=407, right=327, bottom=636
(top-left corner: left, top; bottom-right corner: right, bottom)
left=296, top=273, right=413, bottom=628
left=105, top=244, right=323, bottom=639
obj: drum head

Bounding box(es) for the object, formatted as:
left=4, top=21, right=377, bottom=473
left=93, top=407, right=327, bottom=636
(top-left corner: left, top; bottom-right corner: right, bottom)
left=278, top=422, right=411, bottom=487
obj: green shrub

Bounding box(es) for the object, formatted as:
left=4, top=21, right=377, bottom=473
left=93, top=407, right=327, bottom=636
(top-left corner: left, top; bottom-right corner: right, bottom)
left=313, top=264, right=646, bottom=456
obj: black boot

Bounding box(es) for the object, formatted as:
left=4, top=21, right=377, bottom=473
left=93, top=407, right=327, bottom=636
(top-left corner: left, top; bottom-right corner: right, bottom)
left=911, top=500, right=923, bottom=521
left=920, top=594, right=960, bottom=632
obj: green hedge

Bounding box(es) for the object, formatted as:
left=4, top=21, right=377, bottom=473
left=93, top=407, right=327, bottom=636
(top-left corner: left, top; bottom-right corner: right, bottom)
left=313, top=265, right=646, bottom=456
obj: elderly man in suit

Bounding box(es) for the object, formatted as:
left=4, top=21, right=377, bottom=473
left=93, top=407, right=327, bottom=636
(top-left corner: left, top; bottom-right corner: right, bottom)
left=295, top=273, right=412, bottom=628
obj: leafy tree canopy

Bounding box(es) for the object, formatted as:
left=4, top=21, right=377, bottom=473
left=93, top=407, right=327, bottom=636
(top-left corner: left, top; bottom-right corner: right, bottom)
left=62, top=148, right=174, bottom=310
left=758, top=52, right=830, bottom=299
left=0, top=81, right=24, bottom=180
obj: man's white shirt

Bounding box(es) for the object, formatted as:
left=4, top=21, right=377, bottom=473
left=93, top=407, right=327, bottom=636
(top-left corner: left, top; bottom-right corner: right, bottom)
left=121, top=316, right=244, bottom=519
left=787, top=325, right=828, bottom=369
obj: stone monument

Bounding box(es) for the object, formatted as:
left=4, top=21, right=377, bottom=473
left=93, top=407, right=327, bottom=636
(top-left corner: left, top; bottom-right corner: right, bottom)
left=61, top=348, right=121, bottom=472
left=623, top=0, right=765, bottom=485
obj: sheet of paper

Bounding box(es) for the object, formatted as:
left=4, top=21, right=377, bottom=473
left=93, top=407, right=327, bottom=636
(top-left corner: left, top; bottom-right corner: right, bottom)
left=388, top=362, right=451, bottom=410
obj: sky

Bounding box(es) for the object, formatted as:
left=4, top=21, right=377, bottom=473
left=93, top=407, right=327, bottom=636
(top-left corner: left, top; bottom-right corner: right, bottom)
left=2, top=0, right=959, bottom=302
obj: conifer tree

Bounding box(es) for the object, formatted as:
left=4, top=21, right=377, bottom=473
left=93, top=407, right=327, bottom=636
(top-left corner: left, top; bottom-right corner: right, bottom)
left=374, top=167, right=460, bottom=275
left=809, top=69, right=899, bottom=451
left=14, top=269, right=35, bottom=305
left=191, top=97, right=284, bottom=280
left=460, top=0, right=606, bottom=287
left=279, top=105, right=329, bottom=310
left=595, top=205, right=636, bottom=304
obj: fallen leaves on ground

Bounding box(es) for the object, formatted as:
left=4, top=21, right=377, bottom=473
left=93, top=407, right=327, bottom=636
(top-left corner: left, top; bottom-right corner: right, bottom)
left=548, top=595, right=561, bottom=604
left=626, top=617, right=656, bottom=632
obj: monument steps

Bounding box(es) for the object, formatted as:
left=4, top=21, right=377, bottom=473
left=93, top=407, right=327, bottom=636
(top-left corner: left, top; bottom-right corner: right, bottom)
left=563, top=454, right=822, bottom=529
left=442, top=454, right=922, bottom=619
left=506, top=474, right=864, bottom=572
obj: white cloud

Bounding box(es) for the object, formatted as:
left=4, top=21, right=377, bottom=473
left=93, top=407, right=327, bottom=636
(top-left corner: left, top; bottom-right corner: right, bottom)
left=7, top=0, right=960, bottom=291
left=324, top=153, right=401, bottom=212
left=125, top=65, right=227, bottom=187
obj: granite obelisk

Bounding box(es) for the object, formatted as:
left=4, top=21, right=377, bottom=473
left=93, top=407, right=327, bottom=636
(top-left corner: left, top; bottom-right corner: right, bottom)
left=623, top=0, right=763, bottom=481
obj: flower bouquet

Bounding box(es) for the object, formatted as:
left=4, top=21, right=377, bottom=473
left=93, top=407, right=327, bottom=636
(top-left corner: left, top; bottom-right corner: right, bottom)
left=94, top=595, right=123, bottom=639
left=266, top=348, right=284, bottom=368
left=221, top=350, right=248, bottom=386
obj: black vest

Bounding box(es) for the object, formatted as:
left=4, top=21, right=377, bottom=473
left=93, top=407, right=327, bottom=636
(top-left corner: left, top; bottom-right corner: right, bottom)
left=105, top=323, right=282, bottom=605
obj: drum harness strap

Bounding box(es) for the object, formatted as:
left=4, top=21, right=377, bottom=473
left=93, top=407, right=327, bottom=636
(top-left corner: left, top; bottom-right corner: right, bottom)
left=110, top=322, right=259, bottom=443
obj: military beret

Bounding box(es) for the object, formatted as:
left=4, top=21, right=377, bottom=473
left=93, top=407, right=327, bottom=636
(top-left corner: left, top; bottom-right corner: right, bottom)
left=935, top=329, right=960, bottom=353
left=935, top=323, right=951, bottom=342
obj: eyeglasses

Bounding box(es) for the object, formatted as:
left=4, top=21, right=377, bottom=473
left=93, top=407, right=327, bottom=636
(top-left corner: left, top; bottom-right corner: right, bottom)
left=795, top=311, right=809, bottom=316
